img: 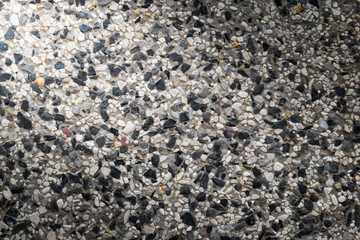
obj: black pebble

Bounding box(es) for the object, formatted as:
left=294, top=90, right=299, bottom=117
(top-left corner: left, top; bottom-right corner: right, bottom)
left=180, top=212, right=196, bottom=226
left=155, top=79, right=166, bottom=90
left=168, top=53, right=183, bottom=62
left=180, top=186, right=191, bottom=196
left=253, top=84, right=264, bottom=95
left=212, top=178, right=225, bottom=187
left=298, top=183, right=307, bottom=194
left=54, top=61, right=64, bottom=69
left=144, top=72, right=153, bottom=81
left=110, top=166, right=121, bottom=179
left=17, top=112, right=32, bottom=130
left=181, top=63, right=191, bottom=73
left=14, top=53, right=23, bottom=64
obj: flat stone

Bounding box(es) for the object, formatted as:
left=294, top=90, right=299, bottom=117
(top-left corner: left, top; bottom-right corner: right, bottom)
left=29, top=213, right=40, bottom=225
left=98, top=0, right=112, bottom=6
left=19, top=64, right=35, bottom=73
left=264, top=172, right=274, bottom=182
left=274, top=162, right=284, bottom=171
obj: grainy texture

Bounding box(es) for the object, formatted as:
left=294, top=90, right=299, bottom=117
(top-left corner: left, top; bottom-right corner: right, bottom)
left=0, top=0, right=359, bottom=239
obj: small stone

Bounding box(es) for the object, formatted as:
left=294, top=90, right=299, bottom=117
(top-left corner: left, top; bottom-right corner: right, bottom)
left=264, top=172, right=274, bottom=182
left=36, top=77, right=45, bottom=87
left=274, top=162, right=284, bottom=171
left=29, top=213, right=40, bottom=226
left=20, top=64, right=35, bottom=73
left=318, top=118, right=328, bottom=129
left=17, top=112, right=32, bottom=130
left=54, top=62, right=64, bottom=69
left=98, top=0, right=111, bottom=6
left=156, top=79, right=166, bottom=90
left=31, top=82, right=42, bottom=94
left=20, top=14, right=28, bottom=25
left=0, top=42, right=9, bottom=52
left=0, top=73, right=11, bottom=82
left=168, top=53, right=183, bottom=62
left=47, top=231, right=56, bottom=240
left=80, top=24, right=92, bottom=33
left=180, top=212, right=196, bottom=226
left=331, top=195, right=338, bottom=205
left=181, top=63, right=191, bottom=73
left=239, top=91, right=248, bottom=98
left=123, top=121, right=135, bottom=134
left=5, top=28, right=15, bottom=39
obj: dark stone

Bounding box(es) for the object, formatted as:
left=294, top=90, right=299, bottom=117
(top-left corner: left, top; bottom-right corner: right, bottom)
left=21, top=138, right=33, bottom=151
left=329, top=163, right=339, bottom=173
left=355, top=205, right=360, bottom=227
left=323, top=220, right=332, bottom=227
left=206, top=208, right=218, bottom=217
left=168, top=53, right=183, bottom=62
left=0, top=41, right=9, bottom=52
left=309, top=0, right=320, bottom=8
left=298, top=183, right=307, bottom=194
left=253, top=84, right=264, bottom=95
left=304, top=198, right=313, bottom=211
left=334, top=86, right=345, bottom=97
left=0, top=85, right=7, bottom=96
left=12, top=222, right=29, bottom=234
left=0, top=73, right=11, bottom=82
left=272, top=120, right=287, bottom=129
left=17, top=112, right=32, bottom=130
left=155, top=79, right=166, bottom=90
left=196, top=192, right=206, bottom=202
left=353, top=121, right=360, bottom=134
left=144, top=72, right=153, bottom=81
left=139, top=211, right=151, bottom=224
left=167, top=137, right=176, bottom=148
left=200, top=172, right=209, bottom=189
left=31, top=82, right=42, bottom=94
left=164, top=119, right=176, bottom=129
left=252, top=167, right=261, bottom=177
left=246, top=37, right=256, bottom=55
left=110, top=166, right=121, bottom=179
left=80, top=24, right=92, bottom=32
left=5, top=58, right=12, bottom=66
left=244, top=215, right=255, bottom=225
left=181, top=63, right=191, bottom=73
left=93, top=42, right=105, bottom=53
left=112, top=86, right=121, bottom=96
left=237, top=131, right=250, bottom=139
left=54, top=61, right=64, bottom=69
left=252, top=179, right=262, bottom=188
left=5, top=28, right=15, bottom=39
left=179, top=112, right=189, bottom=122
left=181, top=212, right=196, bottom=226
left=180, top=186, right=191, bottom=196
left=41, top=112, right=53, bottom=121
left=132, top=52, right=147, bottom=61
left=144, top=168, right=157, bottom=179
left=212, top=178, right=225, bottom=187
left=96, top=137, right=106, bottom=147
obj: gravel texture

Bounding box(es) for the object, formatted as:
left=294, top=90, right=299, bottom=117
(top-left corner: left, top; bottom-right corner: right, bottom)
left=0, top=0, right=360, bottom=239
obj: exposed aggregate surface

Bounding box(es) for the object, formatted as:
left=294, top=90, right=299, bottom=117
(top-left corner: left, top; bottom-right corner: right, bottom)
left=0, top=0, right=360, bottom=239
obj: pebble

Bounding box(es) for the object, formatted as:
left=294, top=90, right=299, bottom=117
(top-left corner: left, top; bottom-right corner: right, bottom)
left=274, top=162, right=284, bottom=171
left=29, top=213, right=40, bottom=226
